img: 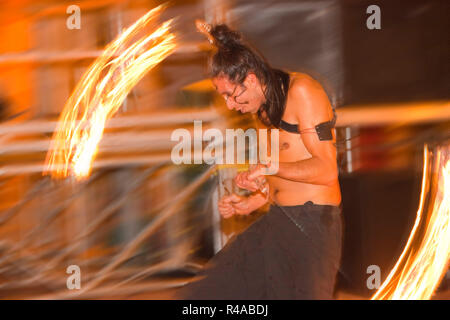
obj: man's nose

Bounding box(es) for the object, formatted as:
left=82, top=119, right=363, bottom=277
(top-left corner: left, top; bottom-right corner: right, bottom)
left=226, top=99, right=237, bottom=110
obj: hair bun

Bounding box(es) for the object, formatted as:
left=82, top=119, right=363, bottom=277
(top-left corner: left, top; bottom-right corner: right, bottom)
left=210, top=24, right=242, bottom=49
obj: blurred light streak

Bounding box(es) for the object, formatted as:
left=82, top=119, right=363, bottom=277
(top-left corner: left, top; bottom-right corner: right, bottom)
left=372, top=143, right=450, bottom=299
left=44, top=4, right=176, bottom=179
left=0, top=42, right=205, bottom=65
left=0, top=109, right=219, bottom=135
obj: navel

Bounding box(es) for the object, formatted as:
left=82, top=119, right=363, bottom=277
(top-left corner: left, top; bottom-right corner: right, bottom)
left=280, top=142, right=290, bottom=151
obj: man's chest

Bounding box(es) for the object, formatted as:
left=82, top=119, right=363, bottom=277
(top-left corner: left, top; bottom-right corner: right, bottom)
left=265, top=128, right=311, bottom=161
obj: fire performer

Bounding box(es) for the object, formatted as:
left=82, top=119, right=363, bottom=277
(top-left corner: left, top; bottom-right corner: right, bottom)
left=177, top=22, right=342, bottom=299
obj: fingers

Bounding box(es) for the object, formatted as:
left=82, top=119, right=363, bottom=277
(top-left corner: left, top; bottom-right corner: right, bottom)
left=254, top=176, right=267, bottom=189
left=218, top=204, right=249, bottom=218
left=234, top=172, right=259, bottom=191
left=220, top=207, right=235, bottom=219
left=218, top=200, right=235, bottom=218
left=222, top=193, right=242, bottom=204
left=232, top=201, right=249, bottom=215
left=247, top=169, right=263, bottom=181
left=219, top=193, right=250, bottom=218
left=219, top=195, right=238, bottom=219
left=247, top=164, right=262, bottom=180
left=220, top=202, right=247, bottom=217
left=234, top=172, right=246, bottom=189
left=234, top=173, right=244, bottom=188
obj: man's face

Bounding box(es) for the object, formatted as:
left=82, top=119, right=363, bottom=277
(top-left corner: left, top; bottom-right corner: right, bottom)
left=212, top=73, right=265, bottom=114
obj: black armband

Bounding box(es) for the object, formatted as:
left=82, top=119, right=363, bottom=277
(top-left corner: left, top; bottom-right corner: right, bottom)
left=315, top=110, right=337, bottom=141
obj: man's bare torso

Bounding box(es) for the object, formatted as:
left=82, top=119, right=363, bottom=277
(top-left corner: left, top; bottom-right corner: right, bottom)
left=260, top=73, right=341, bottom=206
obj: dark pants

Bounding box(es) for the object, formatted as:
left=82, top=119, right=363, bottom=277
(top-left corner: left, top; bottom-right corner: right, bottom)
left=176, top=201, right=343, bottom=300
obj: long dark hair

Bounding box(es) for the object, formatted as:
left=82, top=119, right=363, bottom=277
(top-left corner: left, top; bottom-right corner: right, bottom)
left=208, top=24, right=290, bottom=128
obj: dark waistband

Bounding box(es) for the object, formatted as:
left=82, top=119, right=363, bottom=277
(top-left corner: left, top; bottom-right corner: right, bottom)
left=270, top=200, right=341, bottom=213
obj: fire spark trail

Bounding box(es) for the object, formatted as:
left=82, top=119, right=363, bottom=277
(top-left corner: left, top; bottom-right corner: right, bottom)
left=45, top=4, right=176, bottom=179
left=372, top=143, right=450, bottom=300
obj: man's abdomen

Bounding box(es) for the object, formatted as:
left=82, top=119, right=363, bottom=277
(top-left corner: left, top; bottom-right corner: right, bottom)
left=268, top=175, right=341, bottom=206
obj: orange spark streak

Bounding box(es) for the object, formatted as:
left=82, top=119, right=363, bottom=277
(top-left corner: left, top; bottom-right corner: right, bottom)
left=44, top=4, right=176, bottom=179
left=372, top=143, right=450, bottom=300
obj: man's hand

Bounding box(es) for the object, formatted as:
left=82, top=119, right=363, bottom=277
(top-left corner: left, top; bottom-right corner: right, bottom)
left=218, top=193, right=264, bottom=219
left=236, top=163, right=273, bottom=192
left=234, top=171, right=259, bottom=192
left=247, top=161, right=276, bottom=181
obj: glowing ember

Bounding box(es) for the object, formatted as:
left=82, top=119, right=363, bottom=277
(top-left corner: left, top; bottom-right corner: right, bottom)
left=372, top=143, right=450, bottom=300
left=45, top=4, right=176, bottom=179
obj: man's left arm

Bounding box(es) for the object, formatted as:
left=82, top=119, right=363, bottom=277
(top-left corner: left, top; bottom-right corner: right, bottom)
left=250, top=78, right=338, bottom=186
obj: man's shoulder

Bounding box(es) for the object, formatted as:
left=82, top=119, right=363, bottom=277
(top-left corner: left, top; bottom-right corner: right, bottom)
left=287, top=72, right=332, bottom=121
left=288, top=72, right=324, bottom=97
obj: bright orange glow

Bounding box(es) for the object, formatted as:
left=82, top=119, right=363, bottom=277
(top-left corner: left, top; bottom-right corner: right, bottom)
left=44, top=4, right=176, bottom=179
left=372, top=143, right=450, bottom=300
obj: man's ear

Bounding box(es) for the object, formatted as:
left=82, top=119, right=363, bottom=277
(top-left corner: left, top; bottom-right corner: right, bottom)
left=244, top=72, right=258, bottom=88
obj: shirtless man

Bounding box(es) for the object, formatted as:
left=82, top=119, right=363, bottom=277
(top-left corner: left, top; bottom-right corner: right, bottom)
left=217, top=70, right=341, bottom=216
left=178, top=22, right=343, bottom=300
